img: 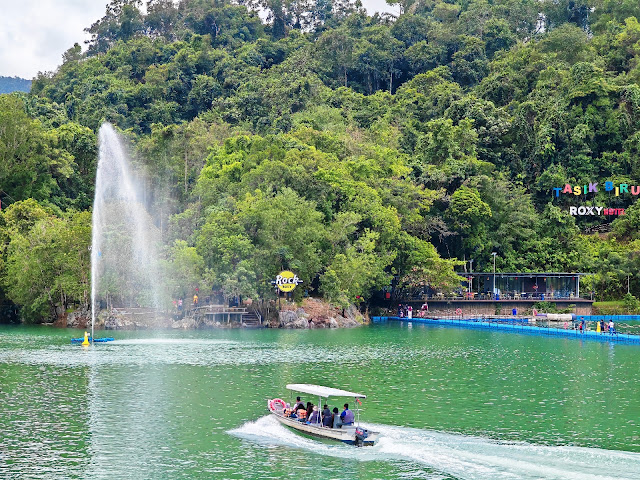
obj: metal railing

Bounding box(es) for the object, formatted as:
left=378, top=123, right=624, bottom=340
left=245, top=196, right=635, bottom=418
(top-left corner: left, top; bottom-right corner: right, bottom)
left=400, top=293, right=586, bottom=301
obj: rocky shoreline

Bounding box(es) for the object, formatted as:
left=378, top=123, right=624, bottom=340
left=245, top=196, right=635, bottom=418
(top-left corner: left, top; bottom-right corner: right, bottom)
left=276, top=299, right=365, bottom=328
left=55, top=298, right=367, bottom=330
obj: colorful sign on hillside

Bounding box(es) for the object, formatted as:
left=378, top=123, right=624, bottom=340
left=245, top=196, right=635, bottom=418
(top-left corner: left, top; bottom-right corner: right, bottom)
left=273, top=270, right=303, bottom=292
left=552, top=181, right=640, bottom=216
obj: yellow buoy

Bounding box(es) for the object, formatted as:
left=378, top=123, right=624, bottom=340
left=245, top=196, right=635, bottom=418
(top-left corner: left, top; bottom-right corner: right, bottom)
left=82, top=331, right=90, bottom=346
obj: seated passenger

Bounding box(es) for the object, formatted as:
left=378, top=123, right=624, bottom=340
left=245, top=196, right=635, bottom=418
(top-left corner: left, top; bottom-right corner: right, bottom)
left=322, top=405, right=332, bottom=427
left=295, top=404, right=307, bottom=421
left=308, top=405, right=320, bottom=424
left=332, top=407, right=342, bottom=428
left=306, top=402, right=314, bottom=419
left=283, top=403, right=293, bottom=417
left=340, top=403, right=355, bottom=426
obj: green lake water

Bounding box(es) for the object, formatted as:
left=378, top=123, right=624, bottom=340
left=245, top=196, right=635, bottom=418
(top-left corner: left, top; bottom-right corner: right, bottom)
left=2, top=322, right=640, bottom=480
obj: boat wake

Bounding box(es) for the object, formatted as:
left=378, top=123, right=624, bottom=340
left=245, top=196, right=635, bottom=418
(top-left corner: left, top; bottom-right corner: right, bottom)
left=229, top=416, right=640, bottom=480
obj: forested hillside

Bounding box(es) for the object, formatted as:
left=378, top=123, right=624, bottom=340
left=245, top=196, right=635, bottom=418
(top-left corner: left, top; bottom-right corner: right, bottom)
left=0, top=76, right=31, bottom=94
left=2, top=0, right=640, bottom=322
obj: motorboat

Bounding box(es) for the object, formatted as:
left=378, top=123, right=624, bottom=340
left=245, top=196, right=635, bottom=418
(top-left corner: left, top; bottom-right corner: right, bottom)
left=267, top=383, right=380, bottom=446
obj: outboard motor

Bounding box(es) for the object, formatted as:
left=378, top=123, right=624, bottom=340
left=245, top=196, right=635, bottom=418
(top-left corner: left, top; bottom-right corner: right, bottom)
left=354, top=427, right=368, bottom=447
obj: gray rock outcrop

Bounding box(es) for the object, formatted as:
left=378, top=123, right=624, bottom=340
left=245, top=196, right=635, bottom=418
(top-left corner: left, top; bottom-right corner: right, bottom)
left=278, top=302, right=365, bottom=329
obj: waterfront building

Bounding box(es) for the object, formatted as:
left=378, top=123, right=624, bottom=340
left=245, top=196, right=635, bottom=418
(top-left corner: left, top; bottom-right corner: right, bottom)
left=384, top=272, right=593, bottom=315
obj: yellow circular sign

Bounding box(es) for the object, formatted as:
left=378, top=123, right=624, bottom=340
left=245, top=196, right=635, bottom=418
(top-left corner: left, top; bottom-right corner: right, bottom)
left=275, top=270, right=302, bottom=292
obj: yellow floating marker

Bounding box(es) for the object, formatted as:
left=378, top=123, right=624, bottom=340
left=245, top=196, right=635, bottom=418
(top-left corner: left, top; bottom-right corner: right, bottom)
left=82, top=331, right=90, bottom=346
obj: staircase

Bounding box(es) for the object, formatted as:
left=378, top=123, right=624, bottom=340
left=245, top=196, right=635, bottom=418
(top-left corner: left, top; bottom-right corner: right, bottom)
left=241, top=311, right=263, bottom=328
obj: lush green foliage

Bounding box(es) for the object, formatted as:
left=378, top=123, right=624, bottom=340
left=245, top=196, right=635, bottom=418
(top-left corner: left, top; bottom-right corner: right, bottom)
left=0, top=201, right=90, bottom=322
left=3, top=0, right=640, bottom=321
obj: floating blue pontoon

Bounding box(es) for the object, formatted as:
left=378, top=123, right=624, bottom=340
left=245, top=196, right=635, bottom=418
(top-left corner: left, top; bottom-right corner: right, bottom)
left=70, top=337, right=115, bottom=344
left=373, top=316, right=640, bottom=345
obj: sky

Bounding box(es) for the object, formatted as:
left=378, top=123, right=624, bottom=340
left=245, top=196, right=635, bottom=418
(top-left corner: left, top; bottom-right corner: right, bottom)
left=0, top=0, right=400, bottom=79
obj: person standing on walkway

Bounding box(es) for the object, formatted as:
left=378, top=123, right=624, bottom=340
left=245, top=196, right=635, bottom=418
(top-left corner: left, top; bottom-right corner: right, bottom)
left=192, top=293, right=199, bottom=314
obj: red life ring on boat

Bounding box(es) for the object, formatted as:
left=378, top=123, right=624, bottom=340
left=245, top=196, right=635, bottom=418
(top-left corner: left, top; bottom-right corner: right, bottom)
left=269, top=398, right=286, bottom=411
left=455, top=308, right=462, bottom=316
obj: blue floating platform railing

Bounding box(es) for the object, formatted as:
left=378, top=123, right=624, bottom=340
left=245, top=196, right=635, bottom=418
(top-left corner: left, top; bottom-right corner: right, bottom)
left=372, top=316, right=640, bottom=345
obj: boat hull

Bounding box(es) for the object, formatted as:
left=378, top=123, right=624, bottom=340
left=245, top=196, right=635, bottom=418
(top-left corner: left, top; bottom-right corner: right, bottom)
left=268, top=403, right=379, bottom=446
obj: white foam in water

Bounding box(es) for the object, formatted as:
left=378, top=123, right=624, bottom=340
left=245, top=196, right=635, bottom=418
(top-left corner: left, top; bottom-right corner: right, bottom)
left=229, top=415, right=354, bottom=456
left=229, top=416, right=640, bottom=480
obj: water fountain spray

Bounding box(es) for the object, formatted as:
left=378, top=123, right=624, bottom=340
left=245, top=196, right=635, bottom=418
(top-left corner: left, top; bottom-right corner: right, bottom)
left=91, top=123, right=164, bottom=342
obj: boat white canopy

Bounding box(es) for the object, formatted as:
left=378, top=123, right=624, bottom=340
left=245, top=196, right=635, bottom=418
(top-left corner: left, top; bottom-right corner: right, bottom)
left=286, top=383, right=366, bottom=399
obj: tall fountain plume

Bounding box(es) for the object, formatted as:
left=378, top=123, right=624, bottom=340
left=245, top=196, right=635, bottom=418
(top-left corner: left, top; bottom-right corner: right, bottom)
left=91, top=123, right=164, bottom=339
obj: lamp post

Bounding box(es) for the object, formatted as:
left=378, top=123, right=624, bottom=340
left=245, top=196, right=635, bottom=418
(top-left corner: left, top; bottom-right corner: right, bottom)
left=492, top=252, right=497, bottom=298
left=469, top=259, right=474, bottom=296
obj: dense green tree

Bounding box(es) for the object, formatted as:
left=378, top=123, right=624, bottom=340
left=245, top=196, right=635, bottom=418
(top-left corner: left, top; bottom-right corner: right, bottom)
left=0, top=95, right=78, bottom=208
left=2, top=206, right=91, bottom=322
left=446, top=185, right=492, bottom=253
left=162, top=239, right=206, bottom=302
left=4, top=0, right=640, bottom=321
left=612, top=201, right=640, bottom=240
left=320, top=230, right=394, bottom=308
left=85, top=0, right=145, bottom=55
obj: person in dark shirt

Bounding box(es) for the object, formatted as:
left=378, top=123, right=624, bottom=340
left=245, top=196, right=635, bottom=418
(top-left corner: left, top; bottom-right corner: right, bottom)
left=322, top=405, right=332, bottom=427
